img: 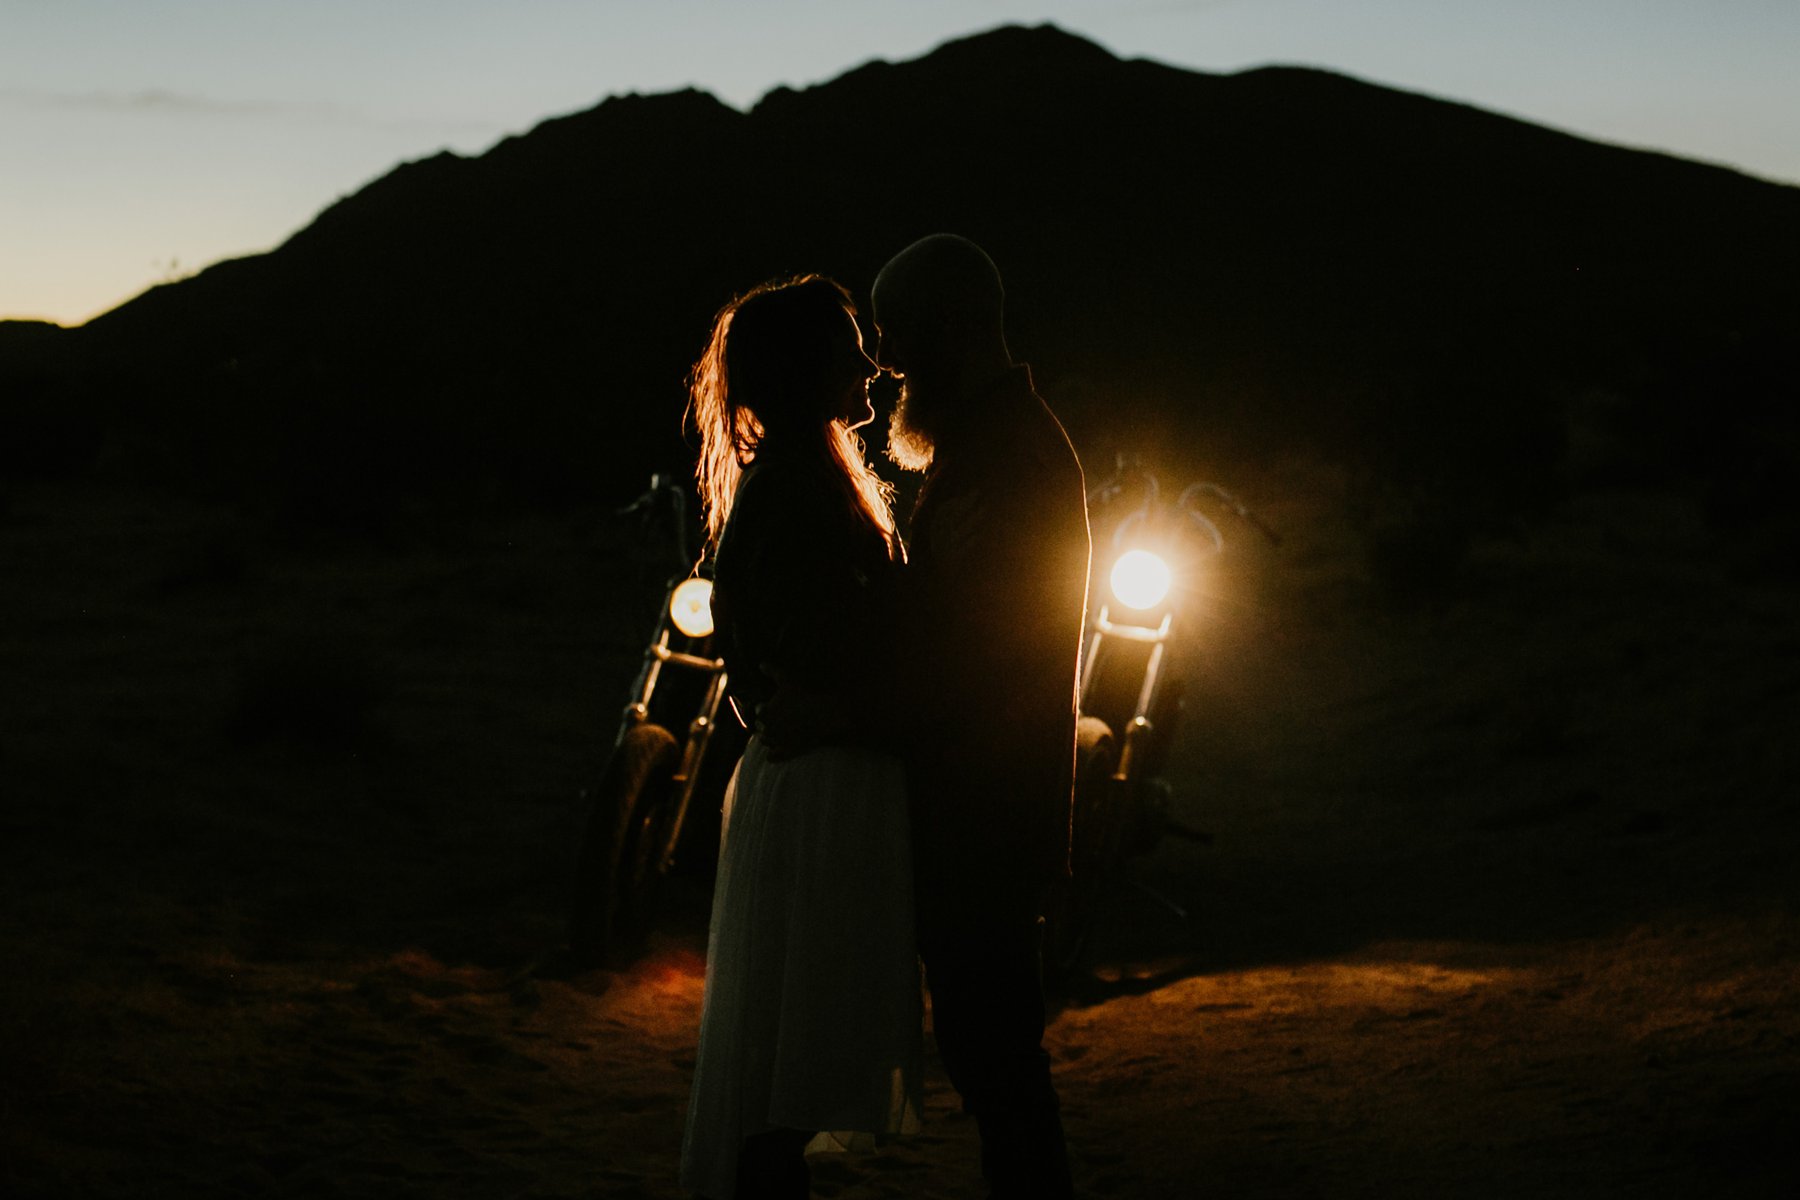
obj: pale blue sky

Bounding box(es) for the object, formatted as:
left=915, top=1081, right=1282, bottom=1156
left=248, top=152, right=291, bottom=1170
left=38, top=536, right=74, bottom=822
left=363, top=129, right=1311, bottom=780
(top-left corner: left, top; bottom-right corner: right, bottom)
left=4, top=0, right=1795, bottom=324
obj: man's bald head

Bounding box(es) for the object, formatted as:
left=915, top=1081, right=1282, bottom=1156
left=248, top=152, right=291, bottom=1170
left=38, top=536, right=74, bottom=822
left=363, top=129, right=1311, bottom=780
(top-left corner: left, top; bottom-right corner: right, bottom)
left=873, top=234, right=1015, bottom=471
left=871, top=234, right=1009, bottom=373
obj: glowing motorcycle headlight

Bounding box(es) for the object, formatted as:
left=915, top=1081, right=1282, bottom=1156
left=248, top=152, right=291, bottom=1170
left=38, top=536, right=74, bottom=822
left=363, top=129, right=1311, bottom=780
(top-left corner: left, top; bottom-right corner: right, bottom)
left=1110, top=549, right=1172, bottom=611
left=669, top=577, right=716, bottom=638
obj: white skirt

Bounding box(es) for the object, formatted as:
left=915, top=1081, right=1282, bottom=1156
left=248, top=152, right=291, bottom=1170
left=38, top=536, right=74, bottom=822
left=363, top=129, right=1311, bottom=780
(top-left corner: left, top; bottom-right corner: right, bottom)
left=680, top=736, right=923, bottom=1200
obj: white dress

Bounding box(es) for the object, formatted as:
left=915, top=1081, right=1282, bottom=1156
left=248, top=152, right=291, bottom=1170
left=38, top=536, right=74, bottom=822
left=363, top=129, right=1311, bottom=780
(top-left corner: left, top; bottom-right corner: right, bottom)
left=680, top=734, right=922, bottom=1199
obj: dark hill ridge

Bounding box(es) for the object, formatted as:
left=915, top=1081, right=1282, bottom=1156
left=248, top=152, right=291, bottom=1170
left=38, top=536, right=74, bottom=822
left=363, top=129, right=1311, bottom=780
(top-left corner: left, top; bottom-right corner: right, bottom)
left=5, top=23, right=1797, bottom=525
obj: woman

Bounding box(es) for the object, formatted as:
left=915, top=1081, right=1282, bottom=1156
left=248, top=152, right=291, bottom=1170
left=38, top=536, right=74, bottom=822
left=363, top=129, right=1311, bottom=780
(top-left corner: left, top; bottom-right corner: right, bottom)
left=679, top=275, right=922, bottom=1200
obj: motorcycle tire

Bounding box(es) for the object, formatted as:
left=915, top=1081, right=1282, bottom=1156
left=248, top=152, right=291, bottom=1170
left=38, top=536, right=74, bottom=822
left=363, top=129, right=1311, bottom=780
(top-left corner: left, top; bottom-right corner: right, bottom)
left=567, top=722, right=681, bottom=967
left=1043, top=715, right=1121, bottom=986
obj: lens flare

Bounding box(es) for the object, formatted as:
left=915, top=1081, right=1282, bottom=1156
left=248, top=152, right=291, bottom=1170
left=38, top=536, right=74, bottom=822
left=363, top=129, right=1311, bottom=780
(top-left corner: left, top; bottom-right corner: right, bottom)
left=669, top=577, right=715, bottom=638
left=1110, top=549, right=1172, bottom=610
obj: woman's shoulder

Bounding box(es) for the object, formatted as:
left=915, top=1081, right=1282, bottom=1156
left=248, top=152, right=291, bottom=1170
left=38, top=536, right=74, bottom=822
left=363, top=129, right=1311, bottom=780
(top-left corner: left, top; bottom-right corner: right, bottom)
left=726, top=458, right=820, bottom=532
left=721, top=456, right=854, bottom=561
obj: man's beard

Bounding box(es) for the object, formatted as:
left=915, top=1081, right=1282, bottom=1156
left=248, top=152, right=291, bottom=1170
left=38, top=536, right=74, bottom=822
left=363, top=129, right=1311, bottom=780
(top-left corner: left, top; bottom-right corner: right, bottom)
left=885, top=379, right=938, bottom=473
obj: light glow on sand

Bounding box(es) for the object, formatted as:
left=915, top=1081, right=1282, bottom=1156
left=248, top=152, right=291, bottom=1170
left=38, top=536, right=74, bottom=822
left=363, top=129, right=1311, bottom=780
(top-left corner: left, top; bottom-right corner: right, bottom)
left=1102, top=956, right=1524, bottom=1019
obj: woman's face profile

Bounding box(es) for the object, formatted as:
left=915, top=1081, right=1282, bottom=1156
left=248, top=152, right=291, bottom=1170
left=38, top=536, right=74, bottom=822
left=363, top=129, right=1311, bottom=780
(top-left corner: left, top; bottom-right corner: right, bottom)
left=830, top=309, right=880, bottom=430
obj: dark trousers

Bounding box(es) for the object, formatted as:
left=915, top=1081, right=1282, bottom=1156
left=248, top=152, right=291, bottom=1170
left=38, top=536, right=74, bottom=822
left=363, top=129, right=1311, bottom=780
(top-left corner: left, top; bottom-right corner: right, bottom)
left=918, top=901, right=1074, bottom=1200
left=731, top=1128, right=811, bottom=1200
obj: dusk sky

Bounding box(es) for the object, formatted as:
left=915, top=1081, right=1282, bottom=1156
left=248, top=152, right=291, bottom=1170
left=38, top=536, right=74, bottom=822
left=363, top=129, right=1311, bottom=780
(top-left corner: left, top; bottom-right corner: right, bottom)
left=5, top=0, right=1796, bottom=326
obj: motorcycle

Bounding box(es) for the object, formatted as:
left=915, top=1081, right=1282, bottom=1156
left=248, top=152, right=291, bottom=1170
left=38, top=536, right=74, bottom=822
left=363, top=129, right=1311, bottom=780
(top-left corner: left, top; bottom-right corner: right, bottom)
left=1045, top=456, right=1279, bottom=980
left=565, top=475, right=745, bottom=967
left=568, top=461, right=1275, bottom=976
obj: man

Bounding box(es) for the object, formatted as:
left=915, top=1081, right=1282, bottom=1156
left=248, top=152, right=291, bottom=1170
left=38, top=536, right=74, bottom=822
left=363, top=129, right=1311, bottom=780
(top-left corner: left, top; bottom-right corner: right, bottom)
left=874, top=233, right=1090, bottom=1199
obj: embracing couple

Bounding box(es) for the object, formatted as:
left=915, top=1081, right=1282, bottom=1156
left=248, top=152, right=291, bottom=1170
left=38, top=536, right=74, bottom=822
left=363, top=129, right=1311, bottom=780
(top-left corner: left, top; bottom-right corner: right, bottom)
left=679, top=235, right=1090, bottom=1200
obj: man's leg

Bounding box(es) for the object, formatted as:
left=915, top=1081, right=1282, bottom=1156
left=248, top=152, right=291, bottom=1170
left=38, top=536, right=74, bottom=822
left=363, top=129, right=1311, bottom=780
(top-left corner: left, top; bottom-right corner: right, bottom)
left=920, top=911, right=1074, bottom=1200
left=732, top=1128, right=812, bottom=1200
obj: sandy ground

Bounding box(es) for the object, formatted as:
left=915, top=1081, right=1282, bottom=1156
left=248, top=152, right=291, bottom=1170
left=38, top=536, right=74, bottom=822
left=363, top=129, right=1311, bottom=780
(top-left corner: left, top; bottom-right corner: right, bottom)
left=4, top=464, right=1797, bottom=1198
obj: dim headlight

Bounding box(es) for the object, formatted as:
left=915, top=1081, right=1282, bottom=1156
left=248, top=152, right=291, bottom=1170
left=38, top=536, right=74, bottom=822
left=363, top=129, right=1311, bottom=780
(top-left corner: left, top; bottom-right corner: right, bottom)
left=669, top=577, right=715, bottom=638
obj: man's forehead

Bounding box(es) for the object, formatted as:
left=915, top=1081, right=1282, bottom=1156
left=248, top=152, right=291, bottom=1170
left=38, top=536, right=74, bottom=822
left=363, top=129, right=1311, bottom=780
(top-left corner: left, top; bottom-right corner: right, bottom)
left=869, top=275, right=913, bottom=325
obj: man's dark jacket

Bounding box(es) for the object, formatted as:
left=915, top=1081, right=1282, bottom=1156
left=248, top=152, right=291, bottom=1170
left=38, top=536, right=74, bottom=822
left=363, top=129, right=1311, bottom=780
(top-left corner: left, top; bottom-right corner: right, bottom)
left=903, top=365, right=1090, bottom=914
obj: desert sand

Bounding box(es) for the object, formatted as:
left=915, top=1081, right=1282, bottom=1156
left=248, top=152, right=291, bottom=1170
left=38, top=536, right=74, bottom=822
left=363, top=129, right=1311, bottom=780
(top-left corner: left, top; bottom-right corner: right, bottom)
left=4, top=459, right=1796, bottom=1197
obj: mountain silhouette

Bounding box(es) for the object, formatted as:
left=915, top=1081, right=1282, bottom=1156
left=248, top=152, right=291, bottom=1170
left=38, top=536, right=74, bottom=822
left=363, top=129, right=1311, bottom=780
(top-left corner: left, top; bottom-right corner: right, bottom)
left=5, top=23, right=1797, bottom=529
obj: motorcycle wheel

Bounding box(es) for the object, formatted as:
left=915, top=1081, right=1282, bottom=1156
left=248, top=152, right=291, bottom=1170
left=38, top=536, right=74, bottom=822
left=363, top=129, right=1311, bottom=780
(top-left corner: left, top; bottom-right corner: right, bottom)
left=1043, top=715, right=1121, bottom=986
left=567, top=723, right=681, bottom=967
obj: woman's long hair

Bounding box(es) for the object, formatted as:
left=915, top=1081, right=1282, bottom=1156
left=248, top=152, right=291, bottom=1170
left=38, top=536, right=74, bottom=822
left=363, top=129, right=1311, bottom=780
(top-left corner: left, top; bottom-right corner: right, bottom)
left=689, top=275, right=896, bottom=554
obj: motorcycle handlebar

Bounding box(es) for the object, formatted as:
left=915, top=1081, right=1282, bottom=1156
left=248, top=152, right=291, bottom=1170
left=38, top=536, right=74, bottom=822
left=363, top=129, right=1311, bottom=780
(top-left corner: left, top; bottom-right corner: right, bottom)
left=1089, top=463, right=1282, bottom=550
